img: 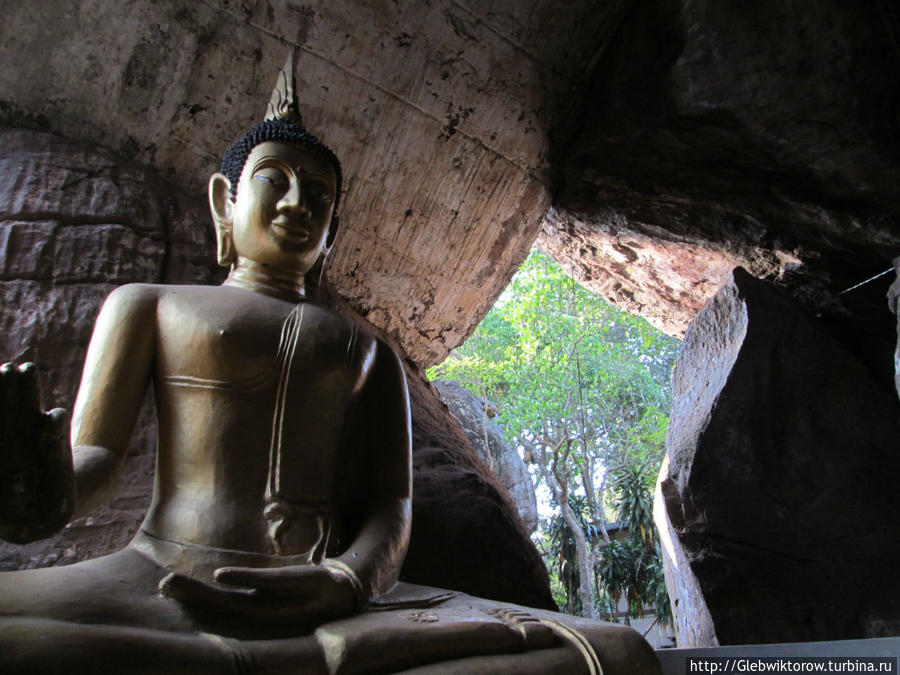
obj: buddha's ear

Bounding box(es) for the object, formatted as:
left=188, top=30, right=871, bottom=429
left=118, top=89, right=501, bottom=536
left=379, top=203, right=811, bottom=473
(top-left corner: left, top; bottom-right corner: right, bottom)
left=305, top=215, right=340, bottom=301
left=209, top=173, right=236, bottom=268
left=209, top=172, right=233, bottom=224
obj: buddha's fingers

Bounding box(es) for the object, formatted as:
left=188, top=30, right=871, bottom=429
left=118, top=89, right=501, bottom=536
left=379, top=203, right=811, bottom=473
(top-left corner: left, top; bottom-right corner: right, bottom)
left=0, top=363, right=13, bottom=393
left=16, top=363, right=41, bottom=420
left=1, top=364, right=30, bottom=463
left=160, top=572, right=253, bottom=603
left=0, top=363, right=20, bottom=448
left=0, top=363, right=12, bottom=449
left=0, top=362, right=41, bottom=449
left=39, top=407, right=73, bottom=526
left=159, top=572, right=312, bottom=622
left=213, top=565, right=324, bottom=595
left=40, top=408, right=70, bottom=461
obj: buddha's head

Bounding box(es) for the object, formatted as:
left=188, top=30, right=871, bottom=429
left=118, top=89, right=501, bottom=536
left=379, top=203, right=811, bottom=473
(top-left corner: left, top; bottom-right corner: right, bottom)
left=208, top=53, right=343, bottom=290
left=209, top=120, right=342, bottom=275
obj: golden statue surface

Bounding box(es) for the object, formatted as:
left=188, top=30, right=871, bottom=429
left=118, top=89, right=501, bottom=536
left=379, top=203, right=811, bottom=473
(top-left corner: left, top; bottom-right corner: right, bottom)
left=0, top=56, right=660, bottom=674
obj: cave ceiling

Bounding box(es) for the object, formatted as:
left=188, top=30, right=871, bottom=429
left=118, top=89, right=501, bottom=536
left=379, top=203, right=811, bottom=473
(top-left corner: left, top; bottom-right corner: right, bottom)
left=2, top=0, right=899, bottom=364
left=542, top=0, right=900, bottom=338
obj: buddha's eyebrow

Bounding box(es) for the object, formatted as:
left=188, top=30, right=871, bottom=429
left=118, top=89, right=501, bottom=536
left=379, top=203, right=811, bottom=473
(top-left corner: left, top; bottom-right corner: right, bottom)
left=249, top=156, right=285, bottom=173
left=293, top=164, right=331, bottom=181
left=250, top=156, right=330, bottom=181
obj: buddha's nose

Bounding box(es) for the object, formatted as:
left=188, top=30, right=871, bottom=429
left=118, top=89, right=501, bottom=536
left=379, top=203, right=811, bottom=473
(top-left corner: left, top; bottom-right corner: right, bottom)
left=277, top=178, right=310, bottom=217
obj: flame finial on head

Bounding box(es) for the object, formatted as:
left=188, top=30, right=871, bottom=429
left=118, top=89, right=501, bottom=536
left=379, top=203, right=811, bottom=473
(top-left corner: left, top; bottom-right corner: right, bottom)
left=221, top=49, right=342, bottom=211
left=265, top=50, right=303, bottom=125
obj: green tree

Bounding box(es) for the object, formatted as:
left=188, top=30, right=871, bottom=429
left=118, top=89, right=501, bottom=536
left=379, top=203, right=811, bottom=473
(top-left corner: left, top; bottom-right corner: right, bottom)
left=429, top=247, right=679, bottom=619
left=596, top=465, right=671, bottom=627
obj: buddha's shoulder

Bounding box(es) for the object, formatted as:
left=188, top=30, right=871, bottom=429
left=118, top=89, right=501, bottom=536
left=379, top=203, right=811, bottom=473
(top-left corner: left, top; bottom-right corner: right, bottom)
left=301, top=303, right=382, bottom=355
left=297, top=305, right=402, bottom=369
left=100, top=283, right=220, bottom=317
left=99, top=282, right=166, bottom=315
left=111, top=283, right=284, bottom=313
left=104, top=282, right=201, bottom=302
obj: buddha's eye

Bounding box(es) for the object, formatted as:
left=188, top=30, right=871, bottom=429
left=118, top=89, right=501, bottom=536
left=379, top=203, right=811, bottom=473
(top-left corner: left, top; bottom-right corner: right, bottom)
left=253, top=168, right=288, bottom=188
left=306, top=180, right=333, bottom=204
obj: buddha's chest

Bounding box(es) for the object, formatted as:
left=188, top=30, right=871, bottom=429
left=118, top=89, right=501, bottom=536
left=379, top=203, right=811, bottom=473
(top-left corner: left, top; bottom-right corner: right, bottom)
left=155, top=288, right=360, bottom=389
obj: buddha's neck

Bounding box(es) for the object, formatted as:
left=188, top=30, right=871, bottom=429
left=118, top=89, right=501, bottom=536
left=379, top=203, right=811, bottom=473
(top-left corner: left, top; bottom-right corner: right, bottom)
left=224, top=257, right=308, bottom=303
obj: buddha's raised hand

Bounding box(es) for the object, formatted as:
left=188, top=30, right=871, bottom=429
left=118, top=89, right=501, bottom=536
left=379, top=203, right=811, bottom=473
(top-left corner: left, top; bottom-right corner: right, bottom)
left=0, top=362, right=74, bottom=543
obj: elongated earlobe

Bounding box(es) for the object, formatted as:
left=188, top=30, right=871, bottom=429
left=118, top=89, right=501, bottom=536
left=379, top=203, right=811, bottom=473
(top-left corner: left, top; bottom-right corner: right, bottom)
left=305, top=216, right=337, bottom=301
left=215, top=223, right=236, bottom=268
left=209, top=173, right=236, bottom=268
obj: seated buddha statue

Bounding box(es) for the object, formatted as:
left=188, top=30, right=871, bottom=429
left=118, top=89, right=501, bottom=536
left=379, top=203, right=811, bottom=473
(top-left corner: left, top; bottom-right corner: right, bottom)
left=0, top=56, right=660, bottom=674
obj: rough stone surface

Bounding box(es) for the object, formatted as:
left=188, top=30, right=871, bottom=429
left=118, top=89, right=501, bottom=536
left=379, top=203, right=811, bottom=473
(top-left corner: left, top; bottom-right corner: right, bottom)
left=433, top=380, right=538, bottom=533
left=0, top=0, right=628, bottom=368
left=655, top=268, right=900, bottom=646
left=541, top=0, right=900, bottom=341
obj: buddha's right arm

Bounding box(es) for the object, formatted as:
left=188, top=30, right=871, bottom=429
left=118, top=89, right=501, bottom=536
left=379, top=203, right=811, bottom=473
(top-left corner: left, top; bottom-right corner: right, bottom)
left=69, top=284, right=158, bottom=519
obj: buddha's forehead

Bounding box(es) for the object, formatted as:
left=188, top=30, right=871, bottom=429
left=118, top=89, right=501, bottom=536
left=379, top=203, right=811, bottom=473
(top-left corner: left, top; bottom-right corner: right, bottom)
left=241, top=141, right=336, bottom=182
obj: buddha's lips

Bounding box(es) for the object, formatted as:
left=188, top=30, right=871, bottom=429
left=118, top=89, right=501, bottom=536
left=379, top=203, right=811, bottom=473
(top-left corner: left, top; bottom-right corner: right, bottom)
left=271, top=219, right=310, bottom=243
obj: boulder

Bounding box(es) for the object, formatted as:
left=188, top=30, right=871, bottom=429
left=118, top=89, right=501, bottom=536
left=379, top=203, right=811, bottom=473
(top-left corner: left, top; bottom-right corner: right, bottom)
left=433, top=379, right=538, bottom=533
left=400, top=365, right=554, bottom=609
left=404, top=446, right=553, bottom=610
left=655, top=268, right=900, bottom=646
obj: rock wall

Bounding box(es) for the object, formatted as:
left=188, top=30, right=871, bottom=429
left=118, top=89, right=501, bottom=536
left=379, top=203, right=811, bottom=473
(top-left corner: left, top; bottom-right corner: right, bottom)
left=397, top=359, right=554, bottom=608
left=656, top=268, right=900, bottom=646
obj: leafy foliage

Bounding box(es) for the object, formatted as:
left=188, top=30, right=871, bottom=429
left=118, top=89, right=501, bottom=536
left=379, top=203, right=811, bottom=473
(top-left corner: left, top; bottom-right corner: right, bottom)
left=546, top=509, right=583, bottom=615
left=429, top=247, right=680, bottom=622
left=597, top=465, right=672, bottom=626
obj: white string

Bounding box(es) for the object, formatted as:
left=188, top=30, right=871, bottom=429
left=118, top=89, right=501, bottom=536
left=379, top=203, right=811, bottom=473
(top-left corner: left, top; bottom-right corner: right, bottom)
left=838, top=267, right=894, bottom=295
